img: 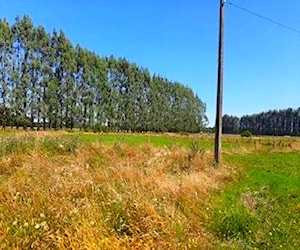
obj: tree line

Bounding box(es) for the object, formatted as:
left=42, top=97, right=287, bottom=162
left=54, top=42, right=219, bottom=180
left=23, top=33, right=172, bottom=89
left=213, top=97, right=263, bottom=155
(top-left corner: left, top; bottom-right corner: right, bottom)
left=222, top=108, right=300, bottom=136
left=0, top=16, right=207, bottom=133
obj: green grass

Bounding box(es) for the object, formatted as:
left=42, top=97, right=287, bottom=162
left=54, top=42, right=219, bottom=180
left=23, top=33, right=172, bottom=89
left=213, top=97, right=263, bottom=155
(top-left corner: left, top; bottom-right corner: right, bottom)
left=66, top=132, right=250, bottom=150
left=40, top=136, right=80, bottom=155
left=207, top=152, right=300, bottom=249
left=0, top=135, right=36, bottom=157
left=65, top=132, right=300, bottom=151
left=69, top=132, right=215, bottom=149
left=1, top=129, right=297, bottom=151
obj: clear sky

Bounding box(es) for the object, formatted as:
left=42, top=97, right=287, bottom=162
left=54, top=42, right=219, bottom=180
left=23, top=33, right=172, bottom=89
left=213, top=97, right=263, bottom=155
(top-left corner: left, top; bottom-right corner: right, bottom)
left=1, top=0, right=299, bottom=125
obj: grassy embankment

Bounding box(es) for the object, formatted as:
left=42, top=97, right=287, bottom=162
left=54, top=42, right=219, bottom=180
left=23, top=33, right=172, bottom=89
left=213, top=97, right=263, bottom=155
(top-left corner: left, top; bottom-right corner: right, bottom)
left=0, top=131, right=299, bottom=249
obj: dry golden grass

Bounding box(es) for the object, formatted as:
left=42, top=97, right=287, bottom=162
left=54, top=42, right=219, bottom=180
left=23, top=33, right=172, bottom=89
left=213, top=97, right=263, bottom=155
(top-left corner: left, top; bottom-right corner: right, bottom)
left=222, top=135, right=300, bottom=155
left=0, top=134, right=233, bottom=249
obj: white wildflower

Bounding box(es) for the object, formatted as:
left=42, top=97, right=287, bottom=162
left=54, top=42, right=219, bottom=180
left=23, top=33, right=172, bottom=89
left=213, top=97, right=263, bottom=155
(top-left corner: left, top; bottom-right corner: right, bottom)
left=40, top=221, right=47, bottom=227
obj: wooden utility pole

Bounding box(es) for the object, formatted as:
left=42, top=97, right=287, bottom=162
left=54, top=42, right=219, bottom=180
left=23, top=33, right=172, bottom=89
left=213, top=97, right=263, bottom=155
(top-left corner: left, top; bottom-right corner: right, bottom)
left=214, top=0, right=225, bottom=164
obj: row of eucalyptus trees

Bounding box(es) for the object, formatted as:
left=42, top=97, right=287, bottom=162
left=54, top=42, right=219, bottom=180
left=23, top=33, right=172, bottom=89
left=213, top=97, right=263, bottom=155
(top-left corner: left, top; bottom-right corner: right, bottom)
left=0, top=16, right=207, bottom=133
left=222, top=108, right=300, bottom=136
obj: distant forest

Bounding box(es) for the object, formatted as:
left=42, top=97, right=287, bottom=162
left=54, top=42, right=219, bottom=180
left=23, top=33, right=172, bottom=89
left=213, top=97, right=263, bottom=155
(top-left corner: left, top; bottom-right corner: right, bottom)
left=223, top=108, right=300, bottom=136
left=0, top=16, right=207, bottom=133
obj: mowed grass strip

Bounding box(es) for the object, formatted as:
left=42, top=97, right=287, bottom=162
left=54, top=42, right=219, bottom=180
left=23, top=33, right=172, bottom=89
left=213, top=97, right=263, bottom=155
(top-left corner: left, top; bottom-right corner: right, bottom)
left=1, top=129, right=299, bottom=151
left=206, top=152, right=300, bottom=249
left=71, top=132, right=215, bottom=149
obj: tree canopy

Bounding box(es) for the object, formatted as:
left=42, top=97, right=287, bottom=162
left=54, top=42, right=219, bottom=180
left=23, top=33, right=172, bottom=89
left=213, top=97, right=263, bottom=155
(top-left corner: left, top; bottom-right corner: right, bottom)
left=222, top=108, right=300, bottom=136
left=0, top=16, right=207, bottom=133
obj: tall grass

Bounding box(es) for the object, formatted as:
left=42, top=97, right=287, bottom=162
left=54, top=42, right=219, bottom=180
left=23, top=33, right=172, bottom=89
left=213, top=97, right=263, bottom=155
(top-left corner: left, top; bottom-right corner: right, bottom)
left=0, top=135, right=230, bottom=249
left=0, top=132, right=299, bottom=249
left=40, top=136, right=80, bottom=155
left=0, top=135, right=36, bottom=157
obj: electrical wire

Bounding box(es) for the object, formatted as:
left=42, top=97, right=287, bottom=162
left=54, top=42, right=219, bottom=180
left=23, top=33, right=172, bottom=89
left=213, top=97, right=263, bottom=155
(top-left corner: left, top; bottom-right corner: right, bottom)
left=227, top=1, right=300, bottom=35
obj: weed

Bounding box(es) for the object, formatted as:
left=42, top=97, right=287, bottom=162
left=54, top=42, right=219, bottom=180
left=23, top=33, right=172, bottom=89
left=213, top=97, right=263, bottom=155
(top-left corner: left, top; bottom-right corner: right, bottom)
left=188, top=140, right=205, bottom=160
left=0, top=135, right=35, bottom=157
left=40, top=136, right=79, bottom=155
left=210, top=205, right=257, bottom=240
left=241, top=130, right=253, bottom=137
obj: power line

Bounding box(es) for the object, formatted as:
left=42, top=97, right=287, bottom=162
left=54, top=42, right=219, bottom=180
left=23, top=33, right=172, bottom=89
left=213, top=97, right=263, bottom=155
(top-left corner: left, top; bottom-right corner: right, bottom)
left=227, top=1, right=300, bottom=35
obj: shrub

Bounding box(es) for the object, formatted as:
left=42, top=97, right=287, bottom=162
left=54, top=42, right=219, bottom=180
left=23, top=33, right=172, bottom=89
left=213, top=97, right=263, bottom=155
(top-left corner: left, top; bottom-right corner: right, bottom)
left=188, top=140, right=205, bottom=161
left=93, top=124, right=113, bottom=133
left=241, top=130, right=253, bottom=138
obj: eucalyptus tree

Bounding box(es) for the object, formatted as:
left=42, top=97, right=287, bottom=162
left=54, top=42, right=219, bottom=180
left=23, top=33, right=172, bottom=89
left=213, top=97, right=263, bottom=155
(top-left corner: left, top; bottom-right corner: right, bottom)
left=2, top=15, right=208, bottom=133
left=46, top=29, right=76, bottom=129
left=132, top=67, right=151, bottom=132
left=10, top=16, right=24, bottom=128
left=85, top=52, right=97, bottom=130
left=0, top=19, right=13, bottom=129
left=74, top=45, right=86, bottom=129
left=193, top=95, right=208, bottom=132
left=124, top=62, right=140, bottom=131
left=160, top=78, right=173, bottom=131
left=111, top=58, right=131, bottom=131
left=33, top=26, right=52, bottom=130
left=55, top=30, right=76, bottom=129
left=46, top=30, right=60, bottom=129
left=137, top=68, right=151, bottom=131
left=28, top=26, right=45, bottom=130
left=148, top=75, right=172, bottom=132
left=222, top=115, right=240, bottom=134
left=15, top=15, right=35, bottom=129
left=75, top=46, right=95, bottom=130
left=106, top=56, right=123, bottom=130
left=293, top=108, right=300, bottom=136
left=93, top=55, right=108, bottom=130
left=181, top=88, right=205, bottom=133
left=239, top=108, right=300, bottom=136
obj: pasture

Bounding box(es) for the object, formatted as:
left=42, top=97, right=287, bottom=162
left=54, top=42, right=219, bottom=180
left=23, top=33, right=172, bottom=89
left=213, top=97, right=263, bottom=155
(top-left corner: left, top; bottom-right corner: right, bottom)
left=0, top=131, right=299, bottom=249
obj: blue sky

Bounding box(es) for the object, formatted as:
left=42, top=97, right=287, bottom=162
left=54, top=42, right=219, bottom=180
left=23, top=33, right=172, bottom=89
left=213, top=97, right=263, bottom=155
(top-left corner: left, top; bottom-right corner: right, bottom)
left=1, top=0, right=299, bottom=125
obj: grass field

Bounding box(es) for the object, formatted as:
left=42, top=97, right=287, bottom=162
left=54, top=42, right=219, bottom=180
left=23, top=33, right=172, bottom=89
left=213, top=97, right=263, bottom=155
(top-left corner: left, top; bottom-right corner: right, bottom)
left=0, top=131, right=299, bottom=249
left=208, top=152, right=300, bottom=248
